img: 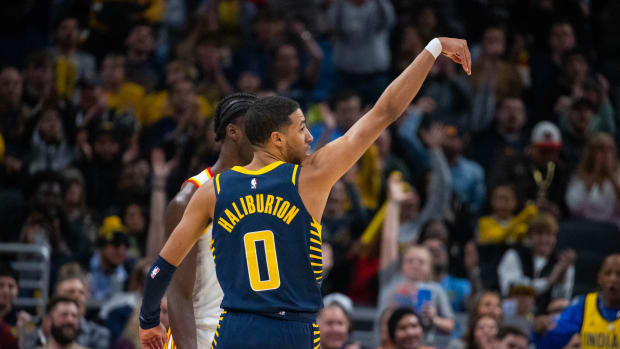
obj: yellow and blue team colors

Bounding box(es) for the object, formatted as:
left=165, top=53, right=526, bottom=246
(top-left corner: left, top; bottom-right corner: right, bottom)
left=581, top=293, right=620, bottom=349
left=210, top=161, right=323, bottom=348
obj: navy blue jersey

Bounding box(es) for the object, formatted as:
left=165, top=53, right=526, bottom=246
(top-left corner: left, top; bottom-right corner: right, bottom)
left=211, top=161, right=324, bottom=313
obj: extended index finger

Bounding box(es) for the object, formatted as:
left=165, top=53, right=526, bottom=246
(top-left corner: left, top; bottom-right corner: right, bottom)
left=463, top=40, right=472, bottom=75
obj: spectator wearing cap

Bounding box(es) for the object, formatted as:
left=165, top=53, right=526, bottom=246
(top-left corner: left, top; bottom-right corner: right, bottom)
left=317, top=293, right=360, bottom=349
left=497, top=213, right=575, bottom=313
left=501, top=280, right=537, bottom=333
left=47, top=16, right=97, bottom=101
left=490, top=121, right=569, bottom=216
left=472, top=97, right=530, bottom=174
left=36, top=297, right=86, bottom=349
left=387, top=307, right=434, bottom=349
left=566, top=132, right=620, bottom=227
left=89, top=216, right=131, bottom=302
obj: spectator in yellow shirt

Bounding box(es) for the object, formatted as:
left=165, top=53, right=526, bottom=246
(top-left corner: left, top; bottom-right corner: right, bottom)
left=101, top=54, right=145, bottom=120
left=477, top=184, right=538, bottom=245
left=140, top=60, right=213, bottom=126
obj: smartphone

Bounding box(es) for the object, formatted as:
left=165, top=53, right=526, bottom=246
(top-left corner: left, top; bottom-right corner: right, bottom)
left=416, top=289, right=432, bottom=312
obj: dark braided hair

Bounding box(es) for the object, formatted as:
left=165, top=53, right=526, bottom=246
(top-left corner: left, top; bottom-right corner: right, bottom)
left=213, top=93, right=258, bottom=142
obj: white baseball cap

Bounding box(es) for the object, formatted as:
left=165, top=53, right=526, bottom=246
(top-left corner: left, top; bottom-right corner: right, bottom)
left=531, top=121, right=562, bottom=148
left=323, top=293, right=354, bottom=317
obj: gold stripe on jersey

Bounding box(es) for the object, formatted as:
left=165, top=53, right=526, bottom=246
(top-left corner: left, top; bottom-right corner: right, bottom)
left=308, top=219, right=323, bottom=284
left=215, top=174, right=221, bottom=194
left=231, top=161, right=284, bottom=175
left=313, top=323, right=321, bottom=349
left=292, top=164, right=299, bottom=185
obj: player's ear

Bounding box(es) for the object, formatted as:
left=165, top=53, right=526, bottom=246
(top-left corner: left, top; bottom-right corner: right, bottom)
left=270, top=131, right=284, bottom=147
left=226, top=123, right=241, bottom=142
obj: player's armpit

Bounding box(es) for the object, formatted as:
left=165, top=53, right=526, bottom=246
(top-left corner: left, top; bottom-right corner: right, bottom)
left=160, top=180, right=216, bottom=266
left=168, top=246, right=199, bottom=349
left=165, top=183, right=198, bottom=239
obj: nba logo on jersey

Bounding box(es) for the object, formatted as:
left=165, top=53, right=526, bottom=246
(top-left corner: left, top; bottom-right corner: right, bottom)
left=250, top=178, right=258, bottom=189
left=150, top=266, right=160, bottom=279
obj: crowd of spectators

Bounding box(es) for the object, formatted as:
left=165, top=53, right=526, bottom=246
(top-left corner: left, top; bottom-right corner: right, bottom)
left=1, top=0, right=620, bottom=348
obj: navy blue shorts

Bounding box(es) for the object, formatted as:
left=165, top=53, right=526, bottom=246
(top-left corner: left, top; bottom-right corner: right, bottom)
left=211, top=310, right=320, bottom=349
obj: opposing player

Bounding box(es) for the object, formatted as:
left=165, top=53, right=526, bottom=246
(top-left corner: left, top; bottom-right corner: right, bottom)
left=165, top=92, right=258, bottom=349
left=139, top=37, right=471, bottom=349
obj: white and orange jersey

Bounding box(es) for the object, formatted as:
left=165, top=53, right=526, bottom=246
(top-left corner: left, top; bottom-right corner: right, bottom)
left=184, top=167, right=215, bottom=189
left=169, top=168, right=223, bottom=348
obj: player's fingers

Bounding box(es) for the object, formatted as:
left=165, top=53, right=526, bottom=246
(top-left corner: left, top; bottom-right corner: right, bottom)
left=463, top=40, right=472, bottom=75
left=150, top=338, right=162, bottom=349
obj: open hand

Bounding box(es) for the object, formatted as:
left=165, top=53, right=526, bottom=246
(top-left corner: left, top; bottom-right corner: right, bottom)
left=438, top=37, right=471, bottom=75
left=420, top=123, right=445, bottom=149
left=139, top=323, right=167, bottom=349
left=387, top=172, right=413, bottom=204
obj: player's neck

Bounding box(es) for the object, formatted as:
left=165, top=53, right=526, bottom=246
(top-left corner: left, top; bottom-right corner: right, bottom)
left=244, top=149, right=284, bottom=170
left=210, top=142, right=248, bottom=174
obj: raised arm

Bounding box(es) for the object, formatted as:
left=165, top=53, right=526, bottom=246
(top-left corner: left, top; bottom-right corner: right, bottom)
left=379, top=173, right=409, bottom=270
left=165, top=183, right=200, bottom=349
left=139, top=181, right=216, bottom=349
left=300, top=38, right=470, bottom=217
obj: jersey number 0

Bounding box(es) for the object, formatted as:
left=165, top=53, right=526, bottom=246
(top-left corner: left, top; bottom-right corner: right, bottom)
left=243, top=230, right=281, bottom=291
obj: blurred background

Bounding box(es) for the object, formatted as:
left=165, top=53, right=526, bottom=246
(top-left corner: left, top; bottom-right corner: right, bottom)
left=0, top=0, right=619, bottom=348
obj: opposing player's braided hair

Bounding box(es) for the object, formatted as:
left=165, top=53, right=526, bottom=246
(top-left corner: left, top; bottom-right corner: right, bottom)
left=214, top=93, right=258, bottom=142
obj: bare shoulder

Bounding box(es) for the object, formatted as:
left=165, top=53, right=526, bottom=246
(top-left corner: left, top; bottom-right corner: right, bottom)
left=170, top=182, right=199, bottom=208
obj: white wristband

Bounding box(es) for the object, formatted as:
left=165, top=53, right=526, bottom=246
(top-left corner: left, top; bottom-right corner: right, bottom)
left=425, top=38, right=442, bottom=59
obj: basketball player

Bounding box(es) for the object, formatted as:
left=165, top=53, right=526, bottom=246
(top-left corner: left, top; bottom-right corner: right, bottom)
left=165, top=93, right=257, bottom=349
left=140, top=37, right=471, bottom=349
